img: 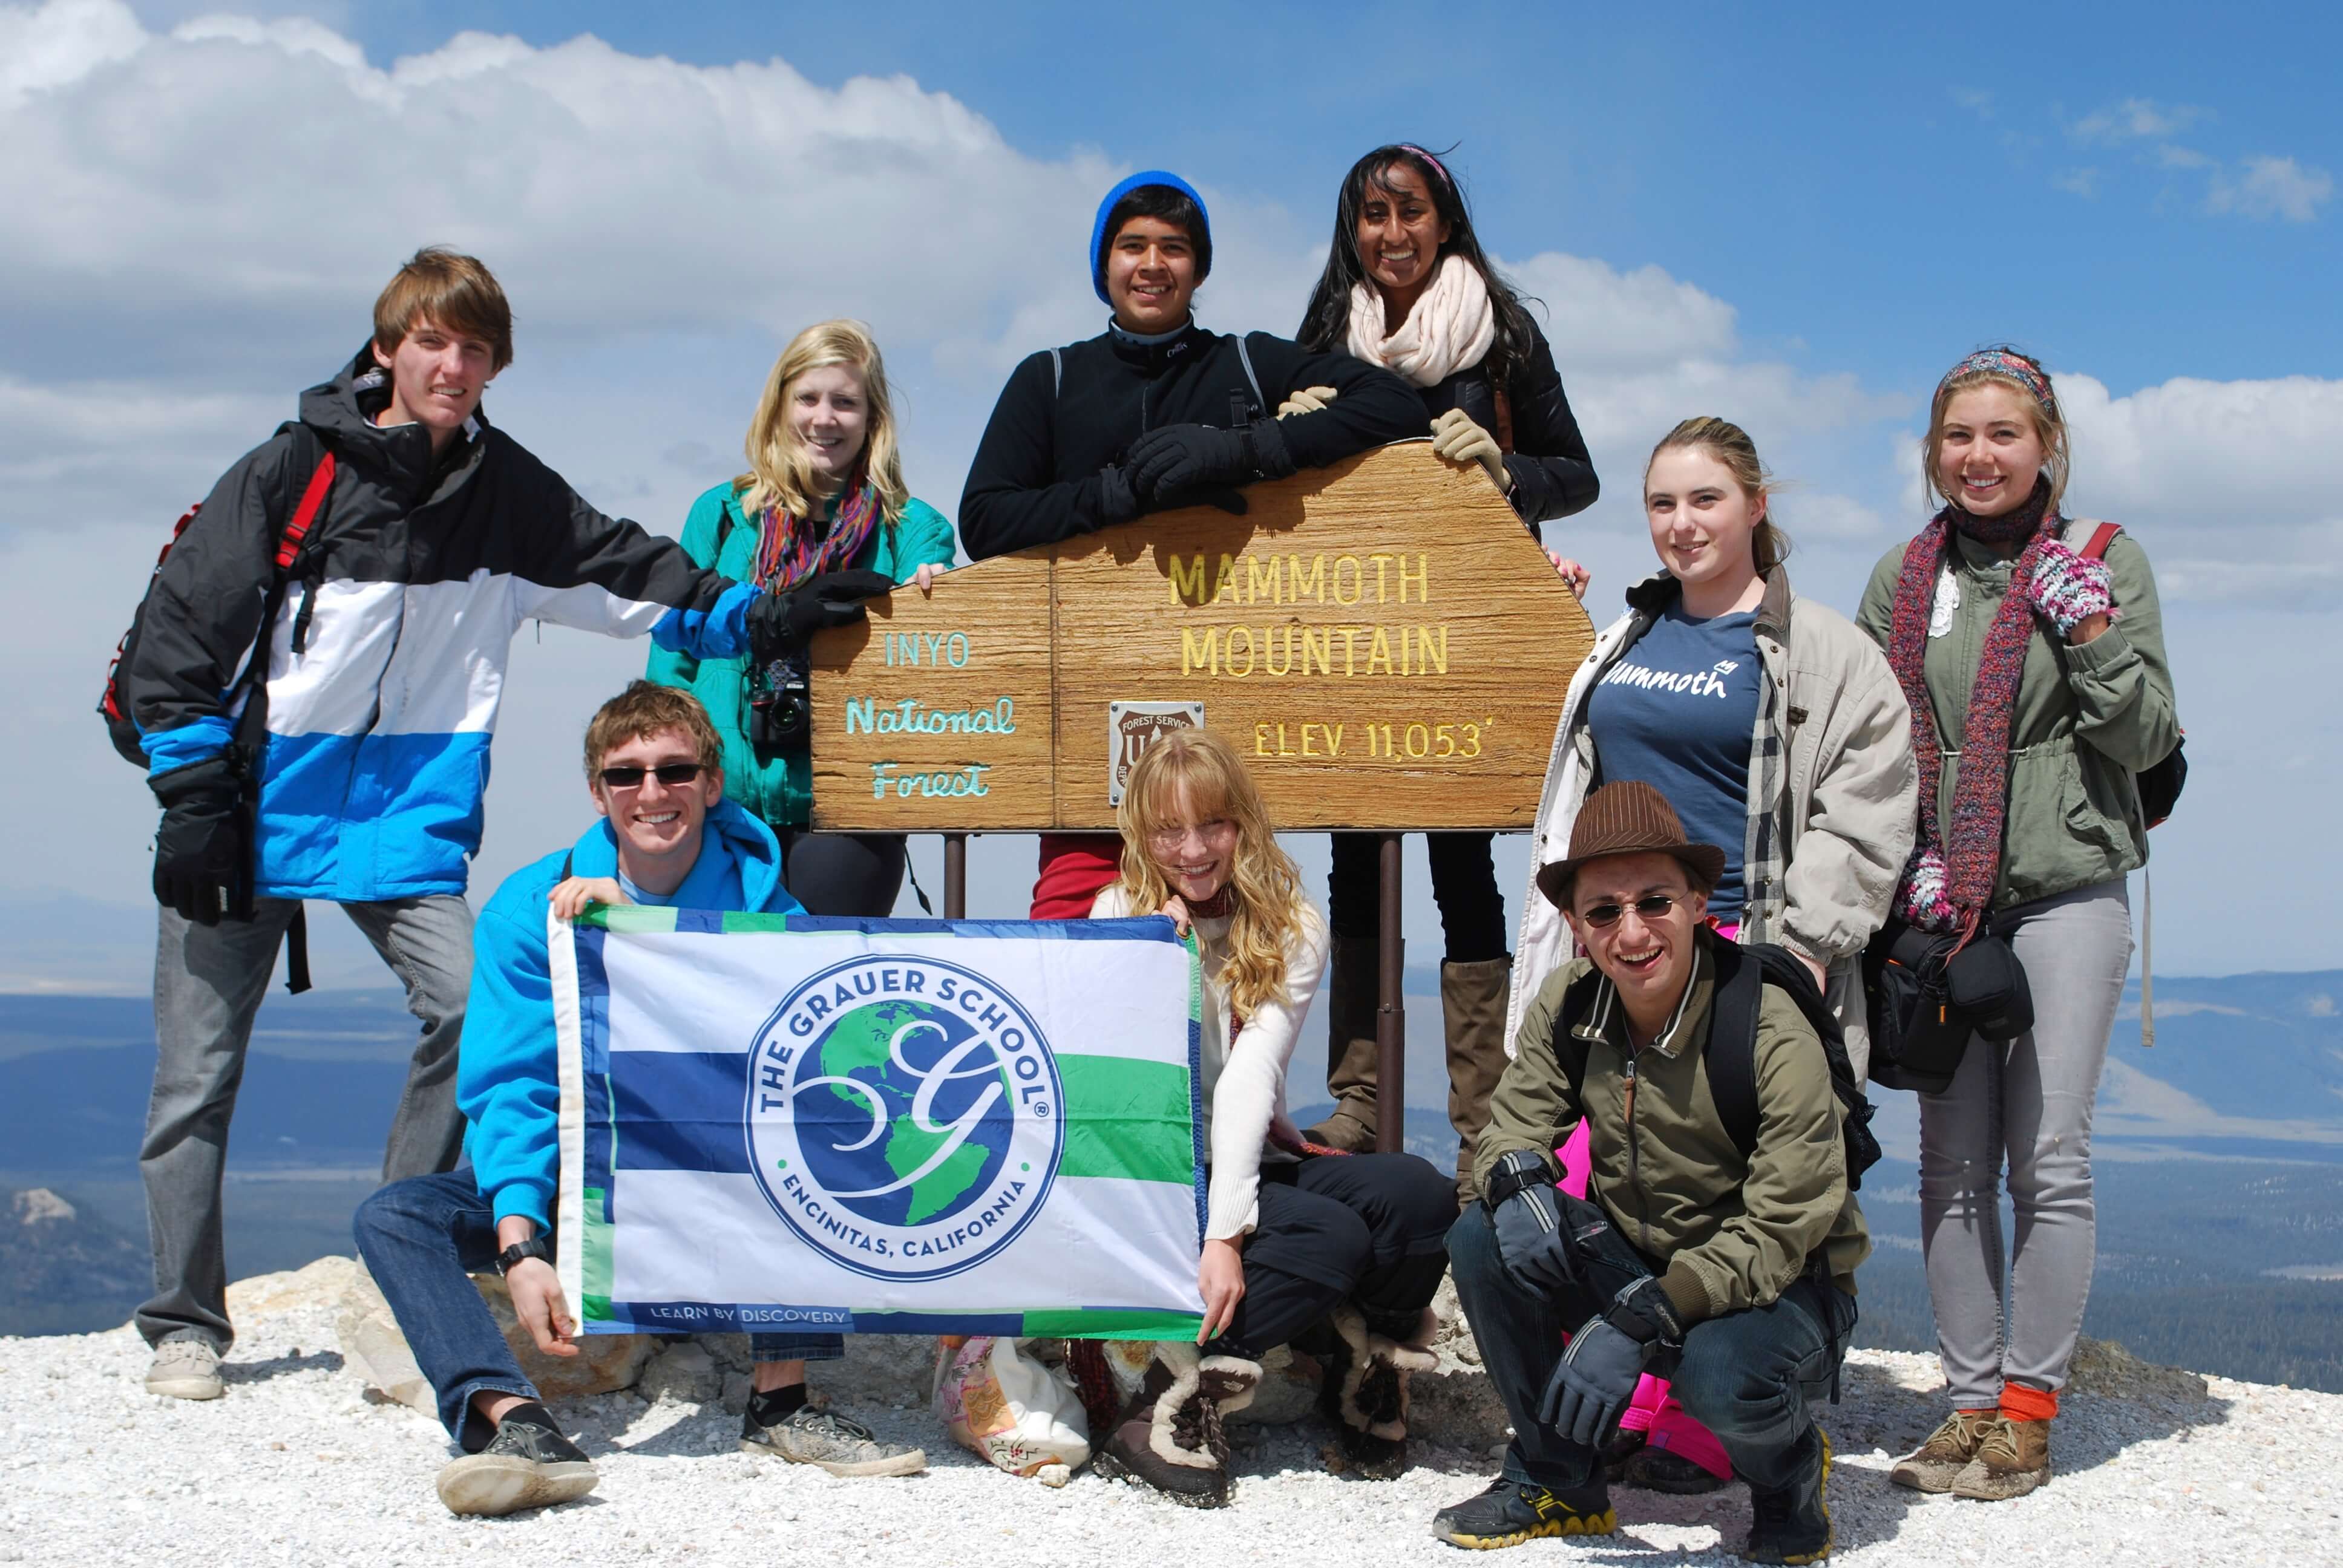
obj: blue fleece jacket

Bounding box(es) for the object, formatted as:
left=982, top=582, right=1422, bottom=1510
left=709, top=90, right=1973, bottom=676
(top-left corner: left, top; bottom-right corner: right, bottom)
left=456, top=797, right=803, bottom=1226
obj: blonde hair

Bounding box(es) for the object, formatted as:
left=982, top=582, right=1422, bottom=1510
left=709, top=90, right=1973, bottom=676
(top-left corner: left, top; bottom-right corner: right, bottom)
left=1112, top=730, right=1307, bottom=1019
left=1643, top=416, right=1791, bottom=574
left=736, top=320, right=909, bottom=526
left=1922, top=345, right=2071, bottom=513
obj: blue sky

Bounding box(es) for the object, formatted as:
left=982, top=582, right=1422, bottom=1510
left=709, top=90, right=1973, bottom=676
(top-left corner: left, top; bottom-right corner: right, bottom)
left=2, top=0, right=2336, bottom=986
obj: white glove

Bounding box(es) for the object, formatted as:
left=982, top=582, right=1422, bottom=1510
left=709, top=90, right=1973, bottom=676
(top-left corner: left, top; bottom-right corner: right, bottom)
left=1277, top=385, right=1337, bottom=419
left=1430, top=407, right=1508, bottom=492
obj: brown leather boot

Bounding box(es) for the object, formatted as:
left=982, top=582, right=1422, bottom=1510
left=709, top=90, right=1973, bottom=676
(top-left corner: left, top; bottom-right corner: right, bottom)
left=1092, top=1342, right=1239, bottom=1508
left=1889, top=1409, right=1994, bottom=1493
left=1441, top=955, right=1512, bottom=1204
left=1304, top=936, right=1381, bottom=1152
left=1951, top=1414, right=2051, bottom=1500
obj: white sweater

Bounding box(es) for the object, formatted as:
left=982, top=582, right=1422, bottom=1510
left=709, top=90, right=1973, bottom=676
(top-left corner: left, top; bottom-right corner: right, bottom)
left=1091, top=886, right=1329, bottom=1241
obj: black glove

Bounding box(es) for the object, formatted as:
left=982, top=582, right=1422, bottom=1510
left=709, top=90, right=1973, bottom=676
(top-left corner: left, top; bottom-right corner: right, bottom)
left=747, top=569, right=895, bottom=656
left=1127, top=418, right=1295, bottom=509
left=150, top=755, right=252, bottom=926
left=1538, top=1275, right=1686, bottom=1448
left=1485, top=1149, right=1578, bottom=1300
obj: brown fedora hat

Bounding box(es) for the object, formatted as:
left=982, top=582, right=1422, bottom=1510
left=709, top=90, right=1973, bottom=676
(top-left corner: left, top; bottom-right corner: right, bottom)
left=1535, top=780, right=1729, bottom=911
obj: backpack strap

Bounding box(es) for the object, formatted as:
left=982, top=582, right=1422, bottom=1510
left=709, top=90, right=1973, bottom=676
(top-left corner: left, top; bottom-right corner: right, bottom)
left=2075, top=520, right=2122, bottom=561
left=1233, top=335, right=1265, bottom=421
left=1549, top=969, right=1605, bottom=1109
left=1703, top=941, right=1765, bottom=1162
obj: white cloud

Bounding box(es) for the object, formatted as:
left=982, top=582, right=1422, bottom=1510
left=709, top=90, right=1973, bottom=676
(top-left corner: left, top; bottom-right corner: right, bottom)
left=2209, top=154, right=2335, bottom=223
left=2073, top=97, right=2207, bottom=143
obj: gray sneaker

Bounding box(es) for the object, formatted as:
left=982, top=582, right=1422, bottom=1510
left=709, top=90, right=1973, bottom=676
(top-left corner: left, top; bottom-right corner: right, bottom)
left=144, top=1339, right=224, bottom=1400
left=435, top=1419, right=598, bottom=1517
left=741, top=1402, right=926, bottom=1477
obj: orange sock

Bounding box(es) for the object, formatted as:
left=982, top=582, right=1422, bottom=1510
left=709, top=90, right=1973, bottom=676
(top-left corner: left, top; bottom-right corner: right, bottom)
left=1999, top=1383, right=2058, bottom=1423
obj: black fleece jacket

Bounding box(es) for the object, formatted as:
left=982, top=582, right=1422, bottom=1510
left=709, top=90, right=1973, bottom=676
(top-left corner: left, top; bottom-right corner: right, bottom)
left=958, top=321, right=1424, bottom=560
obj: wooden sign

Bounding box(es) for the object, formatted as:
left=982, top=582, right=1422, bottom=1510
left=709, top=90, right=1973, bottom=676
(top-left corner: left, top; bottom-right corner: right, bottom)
left=807, top=441, right=1598, bottom=831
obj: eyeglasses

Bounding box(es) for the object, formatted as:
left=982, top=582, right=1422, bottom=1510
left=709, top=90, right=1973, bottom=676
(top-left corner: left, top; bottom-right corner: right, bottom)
left=1579, top=894, right=1682, bottom=930
left=597, top=762, right=706, bottom=790
left=1147, top=818, right=1236, bottom=852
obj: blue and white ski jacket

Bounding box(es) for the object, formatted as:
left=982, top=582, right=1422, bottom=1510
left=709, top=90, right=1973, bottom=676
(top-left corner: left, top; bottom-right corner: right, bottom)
left=126, top=348, right=759, bottom=902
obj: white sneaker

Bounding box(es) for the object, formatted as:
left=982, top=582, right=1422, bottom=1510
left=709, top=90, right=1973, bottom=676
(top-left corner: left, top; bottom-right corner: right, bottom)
left=145, top=1339, right=224, bottom=1400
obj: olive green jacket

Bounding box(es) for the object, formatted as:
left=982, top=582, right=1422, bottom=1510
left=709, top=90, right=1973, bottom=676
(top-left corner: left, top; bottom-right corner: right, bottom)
left=1475, top=933, right=1870, bottom=1325
left=1855, top=519, right=2180, bottom=909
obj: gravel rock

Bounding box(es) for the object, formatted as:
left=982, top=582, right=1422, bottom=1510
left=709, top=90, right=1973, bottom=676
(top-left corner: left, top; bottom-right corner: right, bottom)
left=6, top=1253, right=2338, bottom=1566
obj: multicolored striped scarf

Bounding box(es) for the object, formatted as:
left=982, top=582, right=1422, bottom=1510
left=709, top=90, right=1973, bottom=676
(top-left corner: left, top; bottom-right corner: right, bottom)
left=752, top=474, right=881, bottom=593
left=1885, top=478, right=2056, bottom=935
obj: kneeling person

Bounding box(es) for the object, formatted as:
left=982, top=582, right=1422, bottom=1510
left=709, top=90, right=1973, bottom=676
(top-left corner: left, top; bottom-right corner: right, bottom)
left=1434, top=782, right=1867, bottom=1563
left=354, top=682, right=922, bottom=1518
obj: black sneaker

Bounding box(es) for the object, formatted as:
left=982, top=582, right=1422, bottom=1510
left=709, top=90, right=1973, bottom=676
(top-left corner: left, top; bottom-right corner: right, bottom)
left=1628, top=1443, right=1735, bottom=1495
left=1431, top=1477, right=1617, bottom=1550
left=434, top=1417, right=598, bottom=1517
left=1743, top=1426, right=1832, bottom=1564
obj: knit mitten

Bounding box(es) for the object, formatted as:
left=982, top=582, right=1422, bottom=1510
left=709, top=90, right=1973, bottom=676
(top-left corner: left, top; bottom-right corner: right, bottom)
left=2026, top=541, right=2116, bottom=636
left=1897, top=848, right=1956, bottom=932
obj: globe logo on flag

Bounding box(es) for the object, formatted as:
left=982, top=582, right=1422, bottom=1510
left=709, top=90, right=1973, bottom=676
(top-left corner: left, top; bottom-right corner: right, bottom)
left=745, top=955, right=1064, bottom=1281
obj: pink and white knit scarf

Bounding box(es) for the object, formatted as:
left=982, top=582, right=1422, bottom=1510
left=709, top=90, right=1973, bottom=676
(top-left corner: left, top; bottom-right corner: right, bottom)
left=1345, top=254, right=1495, bottom=387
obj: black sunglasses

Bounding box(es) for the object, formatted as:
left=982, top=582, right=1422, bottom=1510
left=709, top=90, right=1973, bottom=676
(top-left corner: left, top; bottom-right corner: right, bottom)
left=1579, top=893, right=1681, bottom=929
left=597, top=762, right=706, bottom=789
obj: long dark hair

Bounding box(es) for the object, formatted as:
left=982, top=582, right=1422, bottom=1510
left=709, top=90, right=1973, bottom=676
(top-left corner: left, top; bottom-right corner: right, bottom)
left=1297, top=144, right=1538, bottom=386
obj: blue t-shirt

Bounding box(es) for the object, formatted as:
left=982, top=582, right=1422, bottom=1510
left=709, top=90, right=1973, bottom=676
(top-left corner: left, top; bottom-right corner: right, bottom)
left=1585, top=604, right=1761, bottom=926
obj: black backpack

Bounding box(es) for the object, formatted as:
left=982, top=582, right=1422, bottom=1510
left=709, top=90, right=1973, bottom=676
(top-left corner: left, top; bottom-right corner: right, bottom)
left=1552, top=938, right=1881, bottom=1191
left=98, top=423, right=336, bottom=766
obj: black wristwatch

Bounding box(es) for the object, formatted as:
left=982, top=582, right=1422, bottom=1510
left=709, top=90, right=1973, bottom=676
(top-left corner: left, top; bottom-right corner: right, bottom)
left=494, top=1234, right=555, bottom=1276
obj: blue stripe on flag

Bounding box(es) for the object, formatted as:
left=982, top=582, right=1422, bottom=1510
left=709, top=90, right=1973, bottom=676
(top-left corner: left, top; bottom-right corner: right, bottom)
left=611, top=1050, right=752, bottom=1174
left=771, top=914, right=1184, bottom=944
left=830, top=1311, right=1026, bottom=1336
left=677, top=908, right=729, bottom=934
left=603, top=1300, right=857, bottom=1334
left=575, top=926, right=617, bottom=1223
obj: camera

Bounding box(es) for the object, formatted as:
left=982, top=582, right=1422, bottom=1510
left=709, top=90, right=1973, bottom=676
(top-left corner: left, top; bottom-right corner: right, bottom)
left=747, top=650, right=811, bottom=748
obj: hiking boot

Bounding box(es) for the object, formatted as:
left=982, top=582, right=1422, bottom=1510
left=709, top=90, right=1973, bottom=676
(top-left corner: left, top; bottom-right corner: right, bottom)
left=1430, top=1477, right=1617, bottom=1550
left=1092, top=1342, right=1233, bottom=1508
left=143, top=1338, right=223, bottom=1401
left=1890, top=1409, right=1994, bottom=1494
left=1743, top=1425, right=1832, bottom=1565
left=741, top=1401, right=926, bottom=1477
left=435, top=1417, right=597, bottom=1517
left=1442, top=955, right=1512, bottom=1205
left=1305, top=936, right=1383, bottom=1152
left=1950, top=1415, right=2050, bottom=1501
left=1627, top=1443, right=1734, bottom=1495
left=1321, top=1304, right=1437, bottom=1480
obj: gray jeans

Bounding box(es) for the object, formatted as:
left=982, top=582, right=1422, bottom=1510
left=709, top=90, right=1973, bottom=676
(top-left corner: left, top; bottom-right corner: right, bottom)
left=1916, top=879, right=2132, bottom=1405
left=140, top=894, right=473, bottom=1350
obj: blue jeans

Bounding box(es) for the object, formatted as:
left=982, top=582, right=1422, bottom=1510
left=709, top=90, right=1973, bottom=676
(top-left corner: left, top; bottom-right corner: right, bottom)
left=1447, top=1203, right=1855, bottom=1493
left=355, top=1168, right=841, bottom=1443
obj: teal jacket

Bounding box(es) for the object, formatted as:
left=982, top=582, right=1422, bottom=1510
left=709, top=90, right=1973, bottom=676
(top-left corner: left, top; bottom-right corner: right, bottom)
left=646, top=481, right=957, bottom=830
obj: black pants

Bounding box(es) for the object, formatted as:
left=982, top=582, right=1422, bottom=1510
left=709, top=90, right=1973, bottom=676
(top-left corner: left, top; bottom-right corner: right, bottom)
left=1210, top=1151, right=1456, bottom=1359
left=777, top=829, right=906, bottom=917
left=1327, top=831, right=1507, bottom=962
left=1447, top=1203, right=1856, bottom=1493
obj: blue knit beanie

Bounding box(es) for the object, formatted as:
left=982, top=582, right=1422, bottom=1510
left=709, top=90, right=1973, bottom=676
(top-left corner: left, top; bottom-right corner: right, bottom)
left=1090, top=171, right=1211, bottom=305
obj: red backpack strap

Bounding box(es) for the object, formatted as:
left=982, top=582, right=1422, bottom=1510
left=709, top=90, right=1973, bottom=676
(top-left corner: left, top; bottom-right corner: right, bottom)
left=274, top=452, right=336, bottom=570
left=2077, top=520, right=2122, bottom=561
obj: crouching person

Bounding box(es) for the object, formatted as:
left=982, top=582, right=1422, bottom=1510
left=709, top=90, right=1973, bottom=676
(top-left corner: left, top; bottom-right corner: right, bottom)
left=354, top=682, right=922, bottom=1517
left=1434, top=782, right=1868, bottom=1562
left=1088, top=730, right=1455, bottom=1506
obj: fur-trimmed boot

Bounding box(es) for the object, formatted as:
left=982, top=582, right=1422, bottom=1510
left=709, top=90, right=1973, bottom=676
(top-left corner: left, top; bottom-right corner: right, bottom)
left=1319, top=1304, right=1438, bottom=1480
left=1093, top=1341, right=1254, bottom=1508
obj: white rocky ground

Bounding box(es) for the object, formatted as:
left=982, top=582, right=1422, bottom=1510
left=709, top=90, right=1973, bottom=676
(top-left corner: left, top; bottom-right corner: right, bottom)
left=2, top=1256, right=2336, bottom=1567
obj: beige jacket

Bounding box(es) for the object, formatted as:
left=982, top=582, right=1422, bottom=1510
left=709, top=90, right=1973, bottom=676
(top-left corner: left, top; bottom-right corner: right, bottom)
left=1506, top=567, right=1918, bottom=1080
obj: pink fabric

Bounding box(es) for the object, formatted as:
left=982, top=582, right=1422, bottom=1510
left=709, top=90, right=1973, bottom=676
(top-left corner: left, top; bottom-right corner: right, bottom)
left=1552, top=926, right=1735, bottom=1479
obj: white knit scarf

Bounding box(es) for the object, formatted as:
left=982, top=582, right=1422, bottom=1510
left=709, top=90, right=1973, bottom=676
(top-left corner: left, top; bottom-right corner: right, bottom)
left=1345, top=254, right=1495, bottom=388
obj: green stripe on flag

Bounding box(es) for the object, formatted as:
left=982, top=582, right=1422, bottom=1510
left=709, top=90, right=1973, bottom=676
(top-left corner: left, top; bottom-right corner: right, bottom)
left=578, top=906, right=680, bottom=933
left=721, top=910, right=797, bottom=933
left=1055, top=1055, right=1194, bottom=1184
left=1020, top=1308, right=1204, bottom=1339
